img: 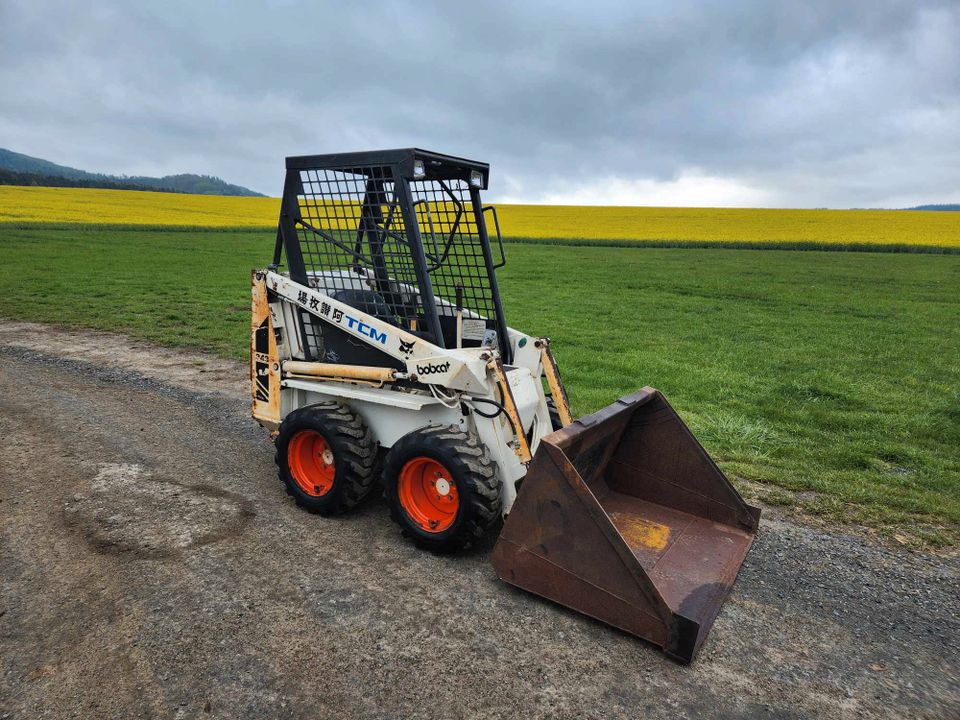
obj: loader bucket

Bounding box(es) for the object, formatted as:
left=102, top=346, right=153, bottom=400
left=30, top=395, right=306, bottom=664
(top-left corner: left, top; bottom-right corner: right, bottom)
left=491, top=387, right=760, bottom=663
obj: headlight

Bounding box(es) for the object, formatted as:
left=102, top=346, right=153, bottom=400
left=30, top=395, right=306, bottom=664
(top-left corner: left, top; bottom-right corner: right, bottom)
left=470, top=170, right=483, bottom=187
left=413, top=160, right=425, bottom=179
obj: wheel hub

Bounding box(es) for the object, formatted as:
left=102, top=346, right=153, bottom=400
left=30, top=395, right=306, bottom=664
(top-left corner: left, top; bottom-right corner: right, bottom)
left=288, top=430, right=336, bottom=497
left=397, top=457, right=459, bottom=533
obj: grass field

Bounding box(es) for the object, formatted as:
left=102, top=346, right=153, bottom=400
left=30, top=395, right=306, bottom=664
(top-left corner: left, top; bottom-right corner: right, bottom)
left=1, top=224, right=957, bottom=547
left=3, top=185, right=959, bottom=250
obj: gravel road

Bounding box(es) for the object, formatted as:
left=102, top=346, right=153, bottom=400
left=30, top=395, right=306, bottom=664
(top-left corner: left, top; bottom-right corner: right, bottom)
left=0, top=320, right=957, bottom=719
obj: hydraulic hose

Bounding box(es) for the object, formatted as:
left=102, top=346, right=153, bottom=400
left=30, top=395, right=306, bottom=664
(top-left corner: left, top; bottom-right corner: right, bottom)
left=467, top=396, right=507, bottom=419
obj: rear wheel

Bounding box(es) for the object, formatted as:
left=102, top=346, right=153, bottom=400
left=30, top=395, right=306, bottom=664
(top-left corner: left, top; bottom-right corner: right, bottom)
left=275, top=402, right=376, bottom=515
left=383, top=425, right=501, bottom=553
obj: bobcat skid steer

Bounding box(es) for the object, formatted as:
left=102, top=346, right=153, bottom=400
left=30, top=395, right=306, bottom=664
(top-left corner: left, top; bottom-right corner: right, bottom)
left=251, top=149, right=760, bottom=663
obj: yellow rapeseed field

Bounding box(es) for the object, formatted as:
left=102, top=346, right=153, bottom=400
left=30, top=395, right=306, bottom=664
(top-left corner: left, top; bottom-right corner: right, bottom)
left=495, top=205, right=960, bottom=249
left=1, top=185, right=957, bottom=249
left=0, top=186, right=279, bottom=228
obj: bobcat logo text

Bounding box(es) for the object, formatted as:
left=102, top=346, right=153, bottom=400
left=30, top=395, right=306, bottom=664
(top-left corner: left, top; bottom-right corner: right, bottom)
left=416, top=362, right=451, bottom=376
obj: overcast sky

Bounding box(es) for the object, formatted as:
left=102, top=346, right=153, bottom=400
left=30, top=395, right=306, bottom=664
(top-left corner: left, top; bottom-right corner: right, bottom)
left=1, top=1, right=957, bottom=207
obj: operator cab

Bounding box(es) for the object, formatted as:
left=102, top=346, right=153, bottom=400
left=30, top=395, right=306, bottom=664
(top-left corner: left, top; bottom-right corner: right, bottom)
left=273, top=148, right=509, bottom=368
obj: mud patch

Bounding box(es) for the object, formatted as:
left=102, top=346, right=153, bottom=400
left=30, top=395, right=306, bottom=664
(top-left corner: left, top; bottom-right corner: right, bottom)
left=64, top=463, right=255, bottom=558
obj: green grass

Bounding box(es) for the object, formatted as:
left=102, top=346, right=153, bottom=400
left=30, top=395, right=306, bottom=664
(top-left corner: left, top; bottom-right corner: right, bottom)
left=2, top=225, right=958, bottom=546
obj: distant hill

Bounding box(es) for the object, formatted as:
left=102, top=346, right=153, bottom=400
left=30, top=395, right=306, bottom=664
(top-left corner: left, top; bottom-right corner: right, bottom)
left=0, top=148, right=264, bottom=197
left=906, top=204, right=960, bottom=211
left=0, top=167, right=180, bottom=192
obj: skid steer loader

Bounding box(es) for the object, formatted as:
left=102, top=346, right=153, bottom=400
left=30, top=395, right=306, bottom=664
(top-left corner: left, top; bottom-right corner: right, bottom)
left=251, top=149, right=760, bottom=663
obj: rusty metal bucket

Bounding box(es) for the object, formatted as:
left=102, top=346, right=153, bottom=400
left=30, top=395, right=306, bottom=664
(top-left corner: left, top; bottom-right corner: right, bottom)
left=491, top=387, right=760, bottom=663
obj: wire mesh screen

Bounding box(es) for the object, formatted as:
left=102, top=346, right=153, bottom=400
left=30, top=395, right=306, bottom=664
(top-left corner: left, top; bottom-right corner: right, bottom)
left=296, top=167, right=419, bottom=313
left=288, top=165, right=419, bottom=359
left=284, top=162, right=499, bottom=357
left=410, top=178, right=497, bottom=325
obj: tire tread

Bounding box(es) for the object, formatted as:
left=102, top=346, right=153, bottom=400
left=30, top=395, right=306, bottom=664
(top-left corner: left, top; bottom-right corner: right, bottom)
left=275, top=401, right=376, bottom=515
left=383, top=424, right=501, bottom=553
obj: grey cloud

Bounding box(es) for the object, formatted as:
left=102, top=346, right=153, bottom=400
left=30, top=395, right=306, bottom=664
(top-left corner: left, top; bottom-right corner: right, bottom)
left=0, top=0, right=956, bottom=206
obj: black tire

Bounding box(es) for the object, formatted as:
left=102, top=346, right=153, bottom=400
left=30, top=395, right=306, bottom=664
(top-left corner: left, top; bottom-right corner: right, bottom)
left=275, top=402, right=376, bottom=515
left=383, top=425, right=501, bottom=553
left=546, top=396, right=564, bottom=431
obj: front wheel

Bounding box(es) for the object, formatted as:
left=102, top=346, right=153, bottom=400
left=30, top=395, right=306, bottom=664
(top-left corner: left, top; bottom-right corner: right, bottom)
left=383, top=425, right=501, bottom=553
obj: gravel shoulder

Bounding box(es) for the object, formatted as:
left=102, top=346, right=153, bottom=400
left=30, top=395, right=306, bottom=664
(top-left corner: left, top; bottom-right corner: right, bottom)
left=0, top=320, right=957, bottom=719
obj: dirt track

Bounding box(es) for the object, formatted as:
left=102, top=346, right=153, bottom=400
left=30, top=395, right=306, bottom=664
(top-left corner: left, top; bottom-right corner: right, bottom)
left=0, top=320, right=957, bottom=720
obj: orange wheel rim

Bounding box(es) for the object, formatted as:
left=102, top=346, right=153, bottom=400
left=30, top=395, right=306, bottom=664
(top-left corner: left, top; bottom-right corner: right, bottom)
left=288, top=430, right=335, bottom=497
left=397, top=456, right=459, bottom=533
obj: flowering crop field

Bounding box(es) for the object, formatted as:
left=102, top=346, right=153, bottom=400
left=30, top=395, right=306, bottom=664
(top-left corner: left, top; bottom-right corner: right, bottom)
left=1, top=185, right=957, bottom=251
left=0, top=186, right=279, bottom=228
left=496, top=204, right=960, bottom=250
